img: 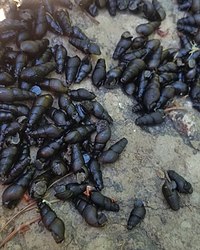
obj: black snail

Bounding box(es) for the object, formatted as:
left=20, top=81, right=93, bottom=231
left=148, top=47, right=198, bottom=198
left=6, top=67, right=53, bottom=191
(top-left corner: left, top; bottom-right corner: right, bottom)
left=0, top=0, right=196, bottom=246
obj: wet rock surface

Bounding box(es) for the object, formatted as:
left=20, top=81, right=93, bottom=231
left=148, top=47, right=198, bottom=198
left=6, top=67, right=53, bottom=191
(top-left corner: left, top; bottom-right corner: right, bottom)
left=0, top=1, right=200, bottom=250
